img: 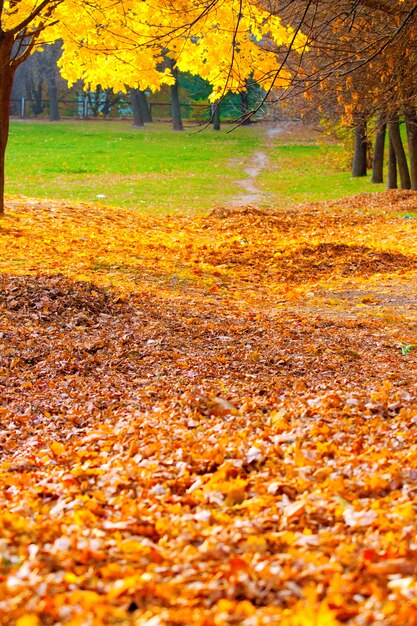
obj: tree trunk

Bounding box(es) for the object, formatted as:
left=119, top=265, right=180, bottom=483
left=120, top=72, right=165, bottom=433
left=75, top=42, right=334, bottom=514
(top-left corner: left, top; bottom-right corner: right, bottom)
left=406, top=110, right=417, bottom=191
left=352, top=121, right=367, bottom=177
left=371, top=119, right=386, bottom=183
left=101, top=89, right=112, bottom=118
left=31, top=78, right=44, bottom=115
left=240, top=91, right=251, bottom=125
left=47, top=72, right=60, bottom=121
left=389, top=118, right=411, bottom=189
left=137, top=90, right=152, bottom=122
left=170, top=66, right=183, bottom=131
left=212, top=102, right=220, bottom=130
left=387, top=133, right=398, bottom=190
left=45, top=44, right=60, bottom=121
left=130, top=89, right=144, bottom=127
left=0, top=34, right=15, bottom=216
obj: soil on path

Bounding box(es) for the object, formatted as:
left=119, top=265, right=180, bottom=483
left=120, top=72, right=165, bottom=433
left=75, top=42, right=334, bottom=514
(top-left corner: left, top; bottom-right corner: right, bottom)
left=231, top=121, right=321, bottom=206
left=232, top=149, right=271, bottom=206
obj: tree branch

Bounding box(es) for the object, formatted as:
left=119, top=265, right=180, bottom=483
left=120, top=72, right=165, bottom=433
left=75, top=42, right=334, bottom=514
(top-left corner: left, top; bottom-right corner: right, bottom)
left=8, top=0, right=62, bottom=37
left=358, top=0, right=408, bottom=16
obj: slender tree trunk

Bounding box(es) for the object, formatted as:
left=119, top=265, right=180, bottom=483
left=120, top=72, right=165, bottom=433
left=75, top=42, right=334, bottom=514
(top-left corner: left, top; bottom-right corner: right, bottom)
left=47, top=73, right=60, bottom=121
left=137, top=90, right=152, bottom=122
left=240, top=90, right=251, bottom=125
left=212, top=102, right=220, bottom=130
left=389, top=118, right=411, bottom=189
left=371, top=119, right=386, bottom=183
left=406, top=110, right=417, bottom=191
left=130, top=89, right=144, bottom=127
left=31, top=78, right=44, bottom=115
left=352, top=120, right=368, bottom=177
left=101, top=89, right=113, bottom=118
left=46, top=43, right=61, bottom=122
left=387, top=133, right=398, bottom=190
left=0, top=34, right=15, bottom=216
left=170, top=66, right=183, bottom=131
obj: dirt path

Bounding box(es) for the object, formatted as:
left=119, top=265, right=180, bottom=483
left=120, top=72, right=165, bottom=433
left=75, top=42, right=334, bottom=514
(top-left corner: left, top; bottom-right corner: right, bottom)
left=232, top=150, right=271, bottom=206
left=231, top=123, right=291, bottom=206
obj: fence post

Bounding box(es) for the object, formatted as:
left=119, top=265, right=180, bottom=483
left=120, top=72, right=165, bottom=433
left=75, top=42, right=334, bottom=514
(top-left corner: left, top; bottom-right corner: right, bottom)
left=20, top=97, right=25, bottom=119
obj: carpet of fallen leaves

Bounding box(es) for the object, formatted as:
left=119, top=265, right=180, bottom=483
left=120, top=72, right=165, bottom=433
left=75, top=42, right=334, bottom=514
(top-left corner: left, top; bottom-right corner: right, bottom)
left=2, top=190, right=417, bottom=625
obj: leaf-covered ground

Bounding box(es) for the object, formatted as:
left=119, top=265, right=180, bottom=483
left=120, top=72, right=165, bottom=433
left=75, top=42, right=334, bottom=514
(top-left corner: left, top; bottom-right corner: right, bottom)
left=1, top=191, right=417, bottom=625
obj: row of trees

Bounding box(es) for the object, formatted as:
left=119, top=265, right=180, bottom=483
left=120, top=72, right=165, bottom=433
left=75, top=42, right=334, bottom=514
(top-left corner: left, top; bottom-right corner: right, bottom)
left=274, top=0, right=417, bottom=189
left=11, top=48, right=263, bottom=129
left=1, top=1, right=417, bottom=213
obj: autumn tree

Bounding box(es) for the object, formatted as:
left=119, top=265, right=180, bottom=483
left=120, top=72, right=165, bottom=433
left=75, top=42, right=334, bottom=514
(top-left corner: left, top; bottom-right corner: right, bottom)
left=270, top=0, right=417, bottom=185
left=0, top=0, right=307, bottom=215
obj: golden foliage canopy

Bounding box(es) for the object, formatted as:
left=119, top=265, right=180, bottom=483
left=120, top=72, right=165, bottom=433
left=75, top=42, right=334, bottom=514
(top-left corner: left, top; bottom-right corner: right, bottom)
left=1, top=0, right=307, bottom=99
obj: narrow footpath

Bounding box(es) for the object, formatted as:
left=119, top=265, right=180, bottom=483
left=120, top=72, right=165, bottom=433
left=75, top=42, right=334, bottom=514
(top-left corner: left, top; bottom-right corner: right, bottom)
left=231, top=124, right=287, bottom=206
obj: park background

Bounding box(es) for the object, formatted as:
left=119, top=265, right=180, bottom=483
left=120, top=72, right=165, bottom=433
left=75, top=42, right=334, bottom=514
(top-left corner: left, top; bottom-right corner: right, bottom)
left=2, top=3, right=417, bottom=626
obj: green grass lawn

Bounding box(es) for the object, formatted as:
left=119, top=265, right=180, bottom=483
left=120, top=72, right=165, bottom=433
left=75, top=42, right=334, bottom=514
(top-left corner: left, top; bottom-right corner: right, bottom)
left=7, top=121, right=264, bottom=215
left=258, top=143, right=385, bottom=206
left=5, top=120, right=385, bottom=214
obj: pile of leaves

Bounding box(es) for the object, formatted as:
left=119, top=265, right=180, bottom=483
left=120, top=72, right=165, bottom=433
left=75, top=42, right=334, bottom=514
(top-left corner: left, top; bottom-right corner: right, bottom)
left=1, top=191, right=417, bottom=625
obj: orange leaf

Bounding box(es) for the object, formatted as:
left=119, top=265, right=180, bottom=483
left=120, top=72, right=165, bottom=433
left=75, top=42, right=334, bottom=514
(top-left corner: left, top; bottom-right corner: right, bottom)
left=50, top=441, right=66, bottom=456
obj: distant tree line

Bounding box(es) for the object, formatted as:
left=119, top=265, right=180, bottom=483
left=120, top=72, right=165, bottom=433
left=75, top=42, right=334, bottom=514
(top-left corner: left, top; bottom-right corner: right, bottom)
left=11, top=43, right=267, bottom=131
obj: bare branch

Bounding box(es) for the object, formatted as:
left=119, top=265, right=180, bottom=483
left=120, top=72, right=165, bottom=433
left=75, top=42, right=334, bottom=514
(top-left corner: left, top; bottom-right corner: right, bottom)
left=358, top=0, right=408, bottom=16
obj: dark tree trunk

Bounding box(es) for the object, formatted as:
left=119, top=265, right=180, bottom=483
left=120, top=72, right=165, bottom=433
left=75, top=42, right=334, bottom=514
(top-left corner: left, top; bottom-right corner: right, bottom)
left=0, top=34, right=15, bottom=215
left=352, top=121, right=368, bottom=177
left=130, top=89, right=144, bottom=127
left=171, top=84, right=183, bottom=130
left=387, top=133, right=398, bottom=190
left=406, top=110, right=417, bottom=191
left=212, top=102, right=220, bottom=130
left=371, top=119, right=386, bottom=183
left=101, top=89, right=112, bottom=118
left=31, top=78, right=44, bottom=115
left=170, top=66, right=183, bottom=131
left=45, top=44, right=60, bottom=121
left=87, top=88, right=101, bottom=117
left=137, top=90, right=152, bottom=122
left=240, top=91, right=251, bottom=125
left=389, top=118, right=411, bottom=189
left=47, top=72, right=59, bottom=121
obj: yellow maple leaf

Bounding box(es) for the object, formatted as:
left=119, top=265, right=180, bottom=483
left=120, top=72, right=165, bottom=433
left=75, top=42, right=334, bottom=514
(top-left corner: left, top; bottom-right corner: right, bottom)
left=16, top=616, right=40, bottom=626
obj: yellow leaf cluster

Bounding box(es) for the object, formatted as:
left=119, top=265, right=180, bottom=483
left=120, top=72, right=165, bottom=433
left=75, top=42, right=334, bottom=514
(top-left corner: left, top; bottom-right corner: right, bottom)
left=1, top=0, right=307, bottom=98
